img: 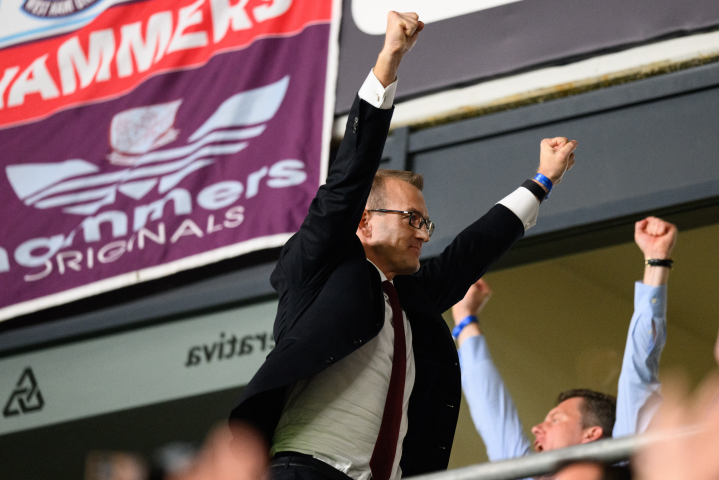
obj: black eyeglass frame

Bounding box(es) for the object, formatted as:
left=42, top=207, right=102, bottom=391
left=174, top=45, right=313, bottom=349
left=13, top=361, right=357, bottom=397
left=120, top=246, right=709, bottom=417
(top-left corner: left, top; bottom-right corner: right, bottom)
left=366, top=209, right=435, bottom=238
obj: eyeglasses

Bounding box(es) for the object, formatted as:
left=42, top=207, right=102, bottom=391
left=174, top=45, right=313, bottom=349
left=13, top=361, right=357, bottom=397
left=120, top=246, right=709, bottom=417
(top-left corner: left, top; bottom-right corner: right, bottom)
left=366, top=209, right=435, bottom=238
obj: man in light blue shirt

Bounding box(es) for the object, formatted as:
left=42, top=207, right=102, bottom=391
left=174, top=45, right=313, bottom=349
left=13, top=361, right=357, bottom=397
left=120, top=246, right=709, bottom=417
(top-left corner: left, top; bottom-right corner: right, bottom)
left=452, top=216, right=677, bottom=461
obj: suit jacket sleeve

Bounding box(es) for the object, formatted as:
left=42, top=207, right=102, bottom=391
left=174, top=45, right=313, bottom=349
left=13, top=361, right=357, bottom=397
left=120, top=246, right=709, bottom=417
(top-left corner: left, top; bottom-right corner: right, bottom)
left=272, top=96, right=393, bottom=288
left=412, top=203, right=525, bottom=314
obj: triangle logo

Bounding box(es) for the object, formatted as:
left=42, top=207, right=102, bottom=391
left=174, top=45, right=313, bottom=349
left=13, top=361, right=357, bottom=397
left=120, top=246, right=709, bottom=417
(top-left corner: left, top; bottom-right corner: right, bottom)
left=3, top=367, right=45, bottom=417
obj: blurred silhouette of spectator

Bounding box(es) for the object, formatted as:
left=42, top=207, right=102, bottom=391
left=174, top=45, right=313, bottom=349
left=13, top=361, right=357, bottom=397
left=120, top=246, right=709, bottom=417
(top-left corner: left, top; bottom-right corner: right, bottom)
left=555, top=462, right=632, bottom=480
left=633, top=331, right=719, bottom=480
left=85, top=423, right=267, bottom=480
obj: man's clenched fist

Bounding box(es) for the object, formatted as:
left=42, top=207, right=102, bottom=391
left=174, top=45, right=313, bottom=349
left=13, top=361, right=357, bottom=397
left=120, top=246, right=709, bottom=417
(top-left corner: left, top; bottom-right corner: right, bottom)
left=537, top=137, right=578, bottom=188
left=635, top=217, right=677, bottom=260
left=451, top=279, right=492, bottom=346
left=383, top=11, right=423, bottom=57
left=452, top=279, right=493, bottom=322
left=374, top=12, right=424, bottom=87
left=635, top=216, right=677, bottom=286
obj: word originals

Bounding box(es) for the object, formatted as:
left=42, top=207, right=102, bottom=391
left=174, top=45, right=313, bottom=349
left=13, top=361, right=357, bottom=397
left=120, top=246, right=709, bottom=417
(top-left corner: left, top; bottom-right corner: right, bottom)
left=0, top=0, right=292, bottom=110
left=0, top=159, right=306, bottom=273
left=18, top=207, right=244, bottom=282
left=185, top=331, right=275, bottom=367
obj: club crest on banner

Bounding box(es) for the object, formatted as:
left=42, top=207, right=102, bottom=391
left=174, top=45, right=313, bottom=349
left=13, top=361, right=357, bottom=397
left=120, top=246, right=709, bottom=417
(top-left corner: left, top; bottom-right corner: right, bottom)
left=22, top=0, right=102, bottom=18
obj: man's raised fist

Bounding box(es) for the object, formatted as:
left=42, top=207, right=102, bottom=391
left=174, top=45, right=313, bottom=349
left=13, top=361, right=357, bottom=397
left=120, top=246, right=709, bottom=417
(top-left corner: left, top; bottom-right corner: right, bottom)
left=373, top=12, right=424, bottom=87
left=537, top=137, right=577, bottom=187
left=452, top=279, right=493, bottom=324
left=383, top=11, right=424, bottom=57
left=635, top=216, right=677, bottom=260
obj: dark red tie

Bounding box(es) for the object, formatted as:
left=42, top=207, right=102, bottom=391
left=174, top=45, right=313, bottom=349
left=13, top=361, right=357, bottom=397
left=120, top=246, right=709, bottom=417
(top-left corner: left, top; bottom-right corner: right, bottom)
left=370, top=280, right=407, bottom=480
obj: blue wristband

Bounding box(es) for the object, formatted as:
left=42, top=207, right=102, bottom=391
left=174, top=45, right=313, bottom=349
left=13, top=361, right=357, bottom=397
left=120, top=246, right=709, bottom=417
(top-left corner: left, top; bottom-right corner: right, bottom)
left=533, top=173, right=553, bottom=199
left=452, top=315, right=478, bottom=339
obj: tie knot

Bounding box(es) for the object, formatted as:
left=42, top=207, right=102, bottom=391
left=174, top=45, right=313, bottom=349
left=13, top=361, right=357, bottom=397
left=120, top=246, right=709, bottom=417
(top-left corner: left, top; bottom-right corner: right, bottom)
left=382, top=280, right=398, bottom=299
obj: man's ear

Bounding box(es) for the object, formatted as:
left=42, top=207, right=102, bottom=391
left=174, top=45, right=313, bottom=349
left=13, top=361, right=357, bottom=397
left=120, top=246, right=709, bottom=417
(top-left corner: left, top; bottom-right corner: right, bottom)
left=357, top=210, right=372, bottom=240
left=581, top=426, right=604, bottom=443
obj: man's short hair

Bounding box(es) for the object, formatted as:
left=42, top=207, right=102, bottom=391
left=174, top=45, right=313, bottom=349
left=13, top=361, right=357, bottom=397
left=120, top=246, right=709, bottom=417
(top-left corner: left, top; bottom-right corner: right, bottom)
left=366, top=169, right=424, bottom=209
left=557, top=389, right=617, bottom=438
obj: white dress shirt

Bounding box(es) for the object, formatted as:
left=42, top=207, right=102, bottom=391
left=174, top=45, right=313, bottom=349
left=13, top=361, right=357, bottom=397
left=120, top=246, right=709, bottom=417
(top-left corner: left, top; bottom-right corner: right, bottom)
left=272, top=260, right=415, bottom=480
left=270, top=69, right=540, bottom=480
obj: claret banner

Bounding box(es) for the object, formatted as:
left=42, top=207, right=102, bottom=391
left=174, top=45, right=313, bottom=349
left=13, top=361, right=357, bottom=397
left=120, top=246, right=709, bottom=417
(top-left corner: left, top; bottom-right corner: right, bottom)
left=0, top=0, right=341, bottom=320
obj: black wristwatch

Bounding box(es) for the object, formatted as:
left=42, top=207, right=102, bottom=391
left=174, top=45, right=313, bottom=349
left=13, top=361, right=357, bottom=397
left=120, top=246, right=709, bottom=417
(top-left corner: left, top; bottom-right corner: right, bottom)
left=645, top=258, right=674, bottom=269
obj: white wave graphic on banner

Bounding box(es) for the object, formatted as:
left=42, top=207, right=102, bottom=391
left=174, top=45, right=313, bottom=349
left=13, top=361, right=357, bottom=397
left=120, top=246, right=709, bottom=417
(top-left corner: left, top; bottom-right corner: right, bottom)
left=6, top=76, right=290, bottom=216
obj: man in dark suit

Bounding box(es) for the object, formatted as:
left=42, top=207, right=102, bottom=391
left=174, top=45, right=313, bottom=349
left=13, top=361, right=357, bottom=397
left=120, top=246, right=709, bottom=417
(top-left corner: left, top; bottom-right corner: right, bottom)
left=230, top=11, right=578, bottom=480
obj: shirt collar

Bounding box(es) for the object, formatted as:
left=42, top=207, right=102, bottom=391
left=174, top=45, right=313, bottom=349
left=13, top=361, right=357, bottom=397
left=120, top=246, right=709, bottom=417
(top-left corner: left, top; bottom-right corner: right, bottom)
left=366, top=259, right=391, bottom=284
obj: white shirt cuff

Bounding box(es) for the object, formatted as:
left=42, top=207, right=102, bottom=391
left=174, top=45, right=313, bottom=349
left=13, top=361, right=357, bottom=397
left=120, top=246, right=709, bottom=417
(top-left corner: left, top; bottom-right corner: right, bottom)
left=497, top=187, right=540, bottom=231
left=358, top=69, right=397, bottom=110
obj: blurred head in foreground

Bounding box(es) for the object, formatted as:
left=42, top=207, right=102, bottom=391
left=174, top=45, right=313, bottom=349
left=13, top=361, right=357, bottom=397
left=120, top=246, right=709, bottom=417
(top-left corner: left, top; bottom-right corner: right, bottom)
left=556, top=462, right=632, bottom=480
left=85, top=423, right=267, bottom=480
left=633, top=370, right=719, bottom=480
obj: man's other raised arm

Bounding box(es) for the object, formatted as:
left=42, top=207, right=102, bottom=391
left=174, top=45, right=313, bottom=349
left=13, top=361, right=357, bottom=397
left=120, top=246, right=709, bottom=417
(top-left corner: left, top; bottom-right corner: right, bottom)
left=614, top=217, right=676, bottom=437
left=415, top=137, right=577, bottom=312
left=453, top=280, right=532, bottom=461
left=274, top=12, right=424, bottom=286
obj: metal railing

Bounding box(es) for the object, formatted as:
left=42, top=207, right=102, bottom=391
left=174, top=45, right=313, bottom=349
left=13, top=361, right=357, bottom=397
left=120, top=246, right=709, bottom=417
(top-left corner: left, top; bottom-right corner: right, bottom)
left=408, top=427, right=699, bottom=480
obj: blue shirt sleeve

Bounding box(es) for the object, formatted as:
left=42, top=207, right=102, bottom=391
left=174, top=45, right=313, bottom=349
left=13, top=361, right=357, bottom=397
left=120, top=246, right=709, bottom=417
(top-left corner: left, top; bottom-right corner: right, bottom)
left=458, top=335, right=532, bottom=462
left=613, top=282, right=667, bottom=438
